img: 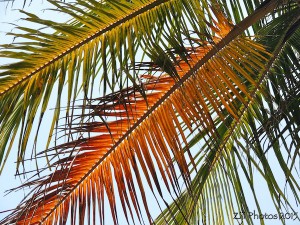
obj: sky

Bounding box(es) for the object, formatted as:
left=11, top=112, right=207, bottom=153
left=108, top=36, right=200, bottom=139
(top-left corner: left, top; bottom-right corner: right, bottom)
left=0, top=1, right=299, bottom=225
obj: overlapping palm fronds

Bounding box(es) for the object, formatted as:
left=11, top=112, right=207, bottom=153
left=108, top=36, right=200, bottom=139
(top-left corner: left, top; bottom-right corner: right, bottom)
left=0, top=0, right=299, bottom=224
left=155, top=2, right=300, bottom=224
left=0, top=0, right=194, bottom=171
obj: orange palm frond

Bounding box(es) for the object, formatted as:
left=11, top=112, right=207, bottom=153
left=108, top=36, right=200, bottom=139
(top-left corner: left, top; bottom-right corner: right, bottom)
left=2, top=9, right=273, bottom=225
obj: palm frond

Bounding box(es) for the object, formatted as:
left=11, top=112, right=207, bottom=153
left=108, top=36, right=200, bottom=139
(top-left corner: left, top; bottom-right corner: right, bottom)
left=1, top=1, right=285, bottom=223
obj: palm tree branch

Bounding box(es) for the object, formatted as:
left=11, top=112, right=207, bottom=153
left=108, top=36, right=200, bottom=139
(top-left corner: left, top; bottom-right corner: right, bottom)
left=0, top=0, right=170, bottom=97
